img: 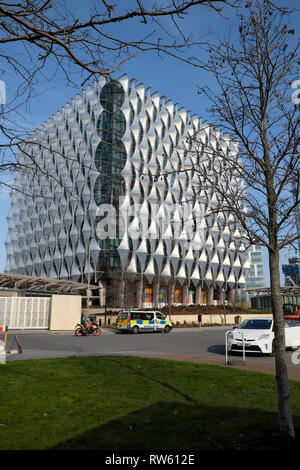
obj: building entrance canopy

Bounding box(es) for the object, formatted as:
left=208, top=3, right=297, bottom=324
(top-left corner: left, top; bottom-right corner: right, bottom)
left=246, top=286, right=300, bottom=296
left=0, top=273, right=100, bottom=294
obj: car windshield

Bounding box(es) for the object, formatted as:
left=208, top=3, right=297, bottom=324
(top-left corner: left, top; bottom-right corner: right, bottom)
left=238, top=319, right=272, bottom=330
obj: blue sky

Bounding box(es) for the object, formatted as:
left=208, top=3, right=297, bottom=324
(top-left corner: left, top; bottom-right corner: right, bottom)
left=0, top=0, right=299, bottom=285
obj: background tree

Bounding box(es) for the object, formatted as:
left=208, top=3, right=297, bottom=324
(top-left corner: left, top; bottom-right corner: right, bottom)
left=187, top=0, right=299, bottom=442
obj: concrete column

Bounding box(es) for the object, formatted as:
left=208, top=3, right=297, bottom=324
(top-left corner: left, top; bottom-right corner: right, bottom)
left=208, top=286, right=214, bottom=306
left=107, top=279, right=122, bottom=308
left=152, top=280, right=159, bottom=308
left=219, top=288, right=224, bottom=306
left=195, top=285, right=202, bottom=305
left=118, top=279, right=125, bottom=307
left=124, top=281, right=134, bottom=309
left=98, top=281, right=106, bottom=307
left=182, top=284, right=189, bottom=306
left=135, top=279, right=143, bottom=308
left=86, top=288, right=93, bottom=308
left=228, top=288, right=235, bottom=305
left=234, top=287, right=241, bottom=304
left=167, top=283, right=174, bottom=306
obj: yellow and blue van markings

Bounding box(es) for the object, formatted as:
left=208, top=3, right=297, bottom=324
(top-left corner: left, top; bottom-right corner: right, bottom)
left=118, top=319, right=129, bottom=326
left=117, top=313, right=172, bottom=330
left=130, top=320, right=169, bottom=325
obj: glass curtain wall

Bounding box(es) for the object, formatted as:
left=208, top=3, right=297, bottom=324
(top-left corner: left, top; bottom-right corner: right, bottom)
left=94, top=81, right=126, bottom=272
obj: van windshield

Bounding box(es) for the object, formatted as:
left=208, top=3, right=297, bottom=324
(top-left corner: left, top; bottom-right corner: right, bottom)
left=118, top=312, right=129, bottom=320
left=156, top=313, right=165, bottom=320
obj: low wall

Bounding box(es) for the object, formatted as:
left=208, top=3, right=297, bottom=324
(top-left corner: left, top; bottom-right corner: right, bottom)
left=199, top=312, right=273, bottom=326
left=49, top=295, right=81, bottom=330
left=91, top=312, right=118, bottom=326
left=90, top=310, right=273, bottom=327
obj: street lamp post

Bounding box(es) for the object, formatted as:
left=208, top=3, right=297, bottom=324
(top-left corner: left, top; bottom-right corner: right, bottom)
left=223, top=281, right=227, bottom=325
left=87, top=234, right=93, bottom=314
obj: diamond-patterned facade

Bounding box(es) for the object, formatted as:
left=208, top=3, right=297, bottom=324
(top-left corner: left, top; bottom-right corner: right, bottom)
left=5, top=74, right=250, bottom=307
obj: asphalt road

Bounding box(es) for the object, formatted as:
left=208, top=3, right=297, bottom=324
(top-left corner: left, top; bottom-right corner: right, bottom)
left=2, top=326, right=297, bottom=366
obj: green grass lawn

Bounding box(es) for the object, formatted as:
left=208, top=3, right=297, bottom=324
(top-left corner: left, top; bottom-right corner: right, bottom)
left=0, top=355, right=300, bottom=451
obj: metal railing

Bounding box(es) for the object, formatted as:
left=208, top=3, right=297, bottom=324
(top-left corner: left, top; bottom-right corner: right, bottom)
left=225, top=330, right=246, bottom=365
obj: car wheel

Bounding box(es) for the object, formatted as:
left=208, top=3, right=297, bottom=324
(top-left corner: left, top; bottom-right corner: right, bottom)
left=164, top=325, right=171, bottom=333
left=132, top=326, right=139, bottom=334
left=270, top=340, right=275, bottom=356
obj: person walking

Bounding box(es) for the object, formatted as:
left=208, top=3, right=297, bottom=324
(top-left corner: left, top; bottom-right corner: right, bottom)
left=198, top=313, right=202, bottom=328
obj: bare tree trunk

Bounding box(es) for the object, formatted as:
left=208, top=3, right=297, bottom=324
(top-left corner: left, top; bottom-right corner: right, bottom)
left=190, top=0, right=299, bottom=443
left=269, top=248, right=295, bottom=441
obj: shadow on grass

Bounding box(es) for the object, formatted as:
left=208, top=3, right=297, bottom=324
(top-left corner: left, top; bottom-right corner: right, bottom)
left=47, top=357, right=300, bottom=452
left=49, top=400, right=300, bottom=451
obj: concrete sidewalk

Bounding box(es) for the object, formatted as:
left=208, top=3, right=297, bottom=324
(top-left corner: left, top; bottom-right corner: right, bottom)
left=135, top=352, right=300, bottom=382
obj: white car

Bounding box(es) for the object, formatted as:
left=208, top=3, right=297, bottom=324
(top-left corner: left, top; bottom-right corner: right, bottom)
left=227, top=317, right=300, bottom=355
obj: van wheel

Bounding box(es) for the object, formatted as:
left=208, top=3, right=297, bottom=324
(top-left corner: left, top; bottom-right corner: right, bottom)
left=164, top=325, right=171, bottom=333
left=132, top=326, right=139, bottom=334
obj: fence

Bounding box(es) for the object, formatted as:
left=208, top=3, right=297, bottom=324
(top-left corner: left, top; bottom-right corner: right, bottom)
left=0, top=297, right=51, bottom=329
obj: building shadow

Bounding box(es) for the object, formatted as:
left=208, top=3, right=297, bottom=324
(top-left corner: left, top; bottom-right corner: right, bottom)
left=47, top=359, right=300, bottom=451
left=48, top=399, right=299, bottom=451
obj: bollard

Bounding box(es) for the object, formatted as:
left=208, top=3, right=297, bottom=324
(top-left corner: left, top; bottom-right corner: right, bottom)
left=0, top=326, right=7, bottom=364
left=6, top=335, right=22, bottom=355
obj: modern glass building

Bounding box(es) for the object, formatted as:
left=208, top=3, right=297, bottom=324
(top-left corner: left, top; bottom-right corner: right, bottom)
left=293, top=171, right=300, bottom=256
left=246, top=245, right=265, bottom=291
left=4, top=75, right=250, bottom=308
left=282, top=258, right=300, bottom=287
left=281, top=171, right=300, bottom=288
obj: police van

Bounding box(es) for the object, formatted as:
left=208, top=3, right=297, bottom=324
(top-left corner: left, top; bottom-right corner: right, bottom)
left=116, top=310, right=173, bottom=334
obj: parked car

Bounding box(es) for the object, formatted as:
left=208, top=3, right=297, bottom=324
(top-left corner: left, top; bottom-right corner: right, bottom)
left=227, top=317, right=300, bottom=355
